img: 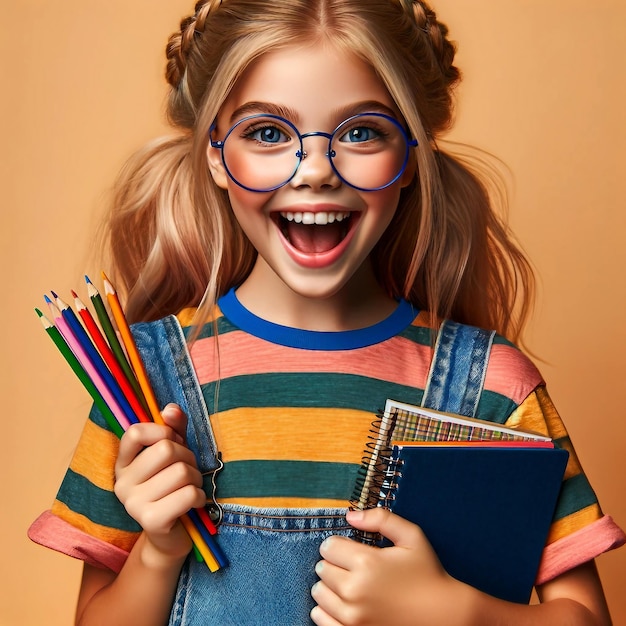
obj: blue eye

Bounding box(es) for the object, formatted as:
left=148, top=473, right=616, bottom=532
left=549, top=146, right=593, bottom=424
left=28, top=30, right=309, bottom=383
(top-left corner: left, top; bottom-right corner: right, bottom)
left=246, top=125, right=290, bottom=144
left=339, top=126, right=378, bottom=143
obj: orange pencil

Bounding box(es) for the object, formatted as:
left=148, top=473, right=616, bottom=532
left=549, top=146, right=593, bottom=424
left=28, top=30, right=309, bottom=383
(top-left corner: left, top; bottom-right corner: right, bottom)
left=101, top=272, right=163, bottom=425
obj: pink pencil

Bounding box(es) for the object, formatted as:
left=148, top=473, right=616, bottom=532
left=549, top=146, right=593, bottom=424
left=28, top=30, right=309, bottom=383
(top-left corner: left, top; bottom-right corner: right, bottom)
left=46, top=298, right=131, bottom=431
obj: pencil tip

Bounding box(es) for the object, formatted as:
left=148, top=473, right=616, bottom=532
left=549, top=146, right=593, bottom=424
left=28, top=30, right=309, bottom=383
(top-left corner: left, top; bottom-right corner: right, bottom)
left=71, top=289, right=78, bottom=298
left=44, top=294, right=52, bottom=304
left=51, top=290, right=58, bottom=298
left=85, top=275, right=92, bottom=284
left=35, top=308, right=43, bottom=317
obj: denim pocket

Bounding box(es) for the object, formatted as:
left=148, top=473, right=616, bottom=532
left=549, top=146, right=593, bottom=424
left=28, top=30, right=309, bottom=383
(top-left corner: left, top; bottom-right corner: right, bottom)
left=169, top=505, right=353, bottom=626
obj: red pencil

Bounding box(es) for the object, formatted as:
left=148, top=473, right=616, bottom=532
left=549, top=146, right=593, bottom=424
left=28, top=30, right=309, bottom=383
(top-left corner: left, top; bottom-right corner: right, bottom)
left=72, top=291, right=151, bottom=423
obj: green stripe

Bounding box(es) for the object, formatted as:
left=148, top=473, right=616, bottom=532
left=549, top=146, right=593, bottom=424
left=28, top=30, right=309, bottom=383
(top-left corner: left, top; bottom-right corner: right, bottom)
left=492, top=335, right=516, bottom=348
left=56, top=469, right=141, bottom=533
left=552, top=473, right=599, bottom=521
left=397, top=324, right=433, bottom=345
left=475, top=390, right=518, bottom=424
left=88, top=403, right=115, bottom=432
left=216, top=460, right=359, bottom=500
left=183, top=317, right=239, bottom=341
left=202, top=372, right=424, bottom=414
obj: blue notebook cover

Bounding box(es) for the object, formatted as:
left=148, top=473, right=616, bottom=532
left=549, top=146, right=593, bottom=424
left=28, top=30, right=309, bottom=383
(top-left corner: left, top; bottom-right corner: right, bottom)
left=378, top=444, right=569, bottom=604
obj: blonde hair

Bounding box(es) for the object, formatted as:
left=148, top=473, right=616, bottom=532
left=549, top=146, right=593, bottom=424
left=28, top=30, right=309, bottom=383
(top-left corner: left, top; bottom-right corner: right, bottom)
left=102, top=0, right=534, bottom=342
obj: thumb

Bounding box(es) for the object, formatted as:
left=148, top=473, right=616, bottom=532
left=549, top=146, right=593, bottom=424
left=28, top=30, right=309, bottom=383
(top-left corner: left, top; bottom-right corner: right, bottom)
left=346, top=507, right=426, bottom=548
left=160, top=403, right=188, bottom=444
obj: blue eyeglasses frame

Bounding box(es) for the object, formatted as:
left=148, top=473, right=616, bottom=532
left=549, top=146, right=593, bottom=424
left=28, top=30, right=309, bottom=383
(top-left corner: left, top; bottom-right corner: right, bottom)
left=209, top=112, right=418, bottom=193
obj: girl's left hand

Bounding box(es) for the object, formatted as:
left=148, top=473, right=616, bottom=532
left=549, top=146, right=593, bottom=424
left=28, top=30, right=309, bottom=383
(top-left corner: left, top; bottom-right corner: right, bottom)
left=311, top=508, right=471, bottom=626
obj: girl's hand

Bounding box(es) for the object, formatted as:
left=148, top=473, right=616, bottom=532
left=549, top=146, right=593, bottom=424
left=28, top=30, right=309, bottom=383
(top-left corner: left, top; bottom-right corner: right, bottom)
left=114, top=404, right=207, bottom=563
left=311, top=508, right=472, bottom=626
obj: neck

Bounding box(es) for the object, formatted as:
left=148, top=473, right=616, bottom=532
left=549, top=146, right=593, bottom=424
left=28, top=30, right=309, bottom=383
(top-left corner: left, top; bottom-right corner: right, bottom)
left=234, top=261, right=398, bottom=332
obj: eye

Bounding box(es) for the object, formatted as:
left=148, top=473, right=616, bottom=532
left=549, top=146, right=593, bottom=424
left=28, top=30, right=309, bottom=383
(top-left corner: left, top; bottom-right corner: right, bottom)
left=339, top=126, right=380, bottom=143
left=243, top=123, right=291, bottom=145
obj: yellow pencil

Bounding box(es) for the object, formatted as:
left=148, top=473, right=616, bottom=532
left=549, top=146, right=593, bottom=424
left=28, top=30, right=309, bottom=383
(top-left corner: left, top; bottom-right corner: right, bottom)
left=180, top=516, right=220, bottom=572
left=101, top=272, right=163, bottom=425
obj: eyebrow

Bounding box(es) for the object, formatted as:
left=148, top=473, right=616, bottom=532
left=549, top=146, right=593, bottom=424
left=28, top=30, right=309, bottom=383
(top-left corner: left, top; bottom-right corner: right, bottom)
left=229, top=102, right=298, bottom=125
left=229, top=100, right=401, bottom=127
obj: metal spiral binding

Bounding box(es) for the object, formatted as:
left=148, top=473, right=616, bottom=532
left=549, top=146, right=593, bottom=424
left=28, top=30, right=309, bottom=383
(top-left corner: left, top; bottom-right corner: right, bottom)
left=349, top=410, right=397, bottom=545
left=379, top=456, right=404, bottom=509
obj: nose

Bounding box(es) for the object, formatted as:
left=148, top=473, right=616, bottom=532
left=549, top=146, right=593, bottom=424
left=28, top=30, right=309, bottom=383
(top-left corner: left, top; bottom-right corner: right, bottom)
left=289, top=132, right=341, bottom=191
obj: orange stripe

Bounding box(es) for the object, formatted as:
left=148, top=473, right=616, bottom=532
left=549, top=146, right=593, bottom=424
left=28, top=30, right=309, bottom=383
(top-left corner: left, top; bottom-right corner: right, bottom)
left=212, top=407, right=371, bottom=463
left=51, top=500, right=138, bottom=552
left=545, top=504, right=604, bottom=544
left=69, top=419, right=119, bottom=491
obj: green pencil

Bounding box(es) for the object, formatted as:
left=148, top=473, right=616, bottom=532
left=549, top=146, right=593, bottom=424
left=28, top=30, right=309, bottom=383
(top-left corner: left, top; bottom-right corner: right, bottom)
left=85, top=275, right=148, bottom=408
left=36, top=308, right=125, bottom=439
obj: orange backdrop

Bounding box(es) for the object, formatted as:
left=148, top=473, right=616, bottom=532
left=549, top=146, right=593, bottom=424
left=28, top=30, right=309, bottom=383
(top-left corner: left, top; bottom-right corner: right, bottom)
left=2, top=1, right=624, bottom=624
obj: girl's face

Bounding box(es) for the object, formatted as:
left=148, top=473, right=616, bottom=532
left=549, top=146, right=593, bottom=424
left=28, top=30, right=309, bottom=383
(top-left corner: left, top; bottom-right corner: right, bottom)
left=208, top=43, right=414, bottom=324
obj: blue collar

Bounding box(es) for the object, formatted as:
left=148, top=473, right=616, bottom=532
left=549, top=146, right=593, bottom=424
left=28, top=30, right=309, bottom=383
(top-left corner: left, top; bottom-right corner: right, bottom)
left=217, top=288, right=417, bottom=350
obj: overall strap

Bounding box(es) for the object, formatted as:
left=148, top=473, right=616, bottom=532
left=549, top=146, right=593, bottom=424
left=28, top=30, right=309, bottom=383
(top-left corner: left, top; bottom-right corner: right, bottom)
left=131, top=316, right=220, bottom=474
left=422, top=320, right=496, bottom=418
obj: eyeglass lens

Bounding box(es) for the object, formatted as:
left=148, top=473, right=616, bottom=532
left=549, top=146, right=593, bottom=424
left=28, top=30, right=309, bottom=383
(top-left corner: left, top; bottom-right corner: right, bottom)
left=217, top=113, right=413, bottom=192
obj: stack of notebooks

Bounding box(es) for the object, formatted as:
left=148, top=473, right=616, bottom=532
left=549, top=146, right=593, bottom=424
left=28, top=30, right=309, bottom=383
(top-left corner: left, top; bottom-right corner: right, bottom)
left=351, top=399, right=569, bottom=604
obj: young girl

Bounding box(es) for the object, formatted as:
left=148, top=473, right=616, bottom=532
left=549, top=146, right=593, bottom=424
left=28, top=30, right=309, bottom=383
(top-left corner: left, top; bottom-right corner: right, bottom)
left=29, top=1, right=624, bottom=624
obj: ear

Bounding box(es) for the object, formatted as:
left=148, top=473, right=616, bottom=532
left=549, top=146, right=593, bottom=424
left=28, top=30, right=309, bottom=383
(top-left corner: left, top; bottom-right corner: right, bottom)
left=207, top=142, right=229, bottom=190
left=399, top=152, right=417, bottom=188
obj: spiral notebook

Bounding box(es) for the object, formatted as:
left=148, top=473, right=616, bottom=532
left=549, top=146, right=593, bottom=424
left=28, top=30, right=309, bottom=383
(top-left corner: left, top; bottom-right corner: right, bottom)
left=351, top=399, right=569, bottom=604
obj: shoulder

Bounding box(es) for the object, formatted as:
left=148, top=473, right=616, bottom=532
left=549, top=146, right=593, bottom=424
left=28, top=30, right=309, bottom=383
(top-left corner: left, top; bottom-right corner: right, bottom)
left=483, top=332, right=545, bottom=407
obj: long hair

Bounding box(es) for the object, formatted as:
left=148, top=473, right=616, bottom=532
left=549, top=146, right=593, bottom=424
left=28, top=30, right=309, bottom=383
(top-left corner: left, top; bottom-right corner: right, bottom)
left=102, top=0, right=534, bottom=342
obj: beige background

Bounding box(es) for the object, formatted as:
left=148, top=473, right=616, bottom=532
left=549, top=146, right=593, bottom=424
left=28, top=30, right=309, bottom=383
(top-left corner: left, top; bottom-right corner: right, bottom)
left=2, top=1, right=624, bottom=624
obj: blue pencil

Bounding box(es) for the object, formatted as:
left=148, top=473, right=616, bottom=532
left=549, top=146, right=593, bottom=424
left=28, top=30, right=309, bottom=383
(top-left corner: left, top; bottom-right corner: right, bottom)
left=48, top=292, right=140, bottom=427
left=187, top=508, right=229, bottom=569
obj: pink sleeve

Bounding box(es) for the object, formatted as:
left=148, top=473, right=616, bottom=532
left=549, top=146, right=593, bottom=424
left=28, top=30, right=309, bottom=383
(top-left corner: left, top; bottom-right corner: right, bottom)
left=535, top=515, right=625, bottom=585
left=28, top=511, right=130, bottom=573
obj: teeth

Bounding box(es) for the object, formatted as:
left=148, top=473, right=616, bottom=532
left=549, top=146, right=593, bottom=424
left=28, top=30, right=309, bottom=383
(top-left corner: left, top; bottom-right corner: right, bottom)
left=280, top=211, right=351, bottom=225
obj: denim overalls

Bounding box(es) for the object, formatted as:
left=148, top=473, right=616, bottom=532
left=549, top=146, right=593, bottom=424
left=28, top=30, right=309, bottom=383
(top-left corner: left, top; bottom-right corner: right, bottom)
left=132, top=315, right=494, bottom=625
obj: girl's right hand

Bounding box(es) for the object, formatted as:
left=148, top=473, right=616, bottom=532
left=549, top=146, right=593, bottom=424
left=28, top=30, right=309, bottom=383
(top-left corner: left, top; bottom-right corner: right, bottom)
left=114, top=403, right=207, bottom=563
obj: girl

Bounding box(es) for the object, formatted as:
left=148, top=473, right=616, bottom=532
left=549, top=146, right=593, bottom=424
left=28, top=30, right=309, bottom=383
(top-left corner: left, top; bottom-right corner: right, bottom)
left=29, top=1, right=624, bottom=624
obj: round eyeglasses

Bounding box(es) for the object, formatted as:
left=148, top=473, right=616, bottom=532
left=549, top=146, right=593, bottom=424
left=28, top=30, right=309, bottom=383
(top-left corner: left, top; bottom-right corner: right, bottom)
left=209, top=112, right=418, bottom=193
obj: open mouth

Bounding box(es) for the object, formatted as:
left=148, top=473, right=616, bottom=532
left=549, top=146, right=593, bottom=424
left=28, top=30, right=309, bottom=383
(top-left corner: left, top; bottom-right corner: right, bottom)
left=275, top=211, right=354, bottom=254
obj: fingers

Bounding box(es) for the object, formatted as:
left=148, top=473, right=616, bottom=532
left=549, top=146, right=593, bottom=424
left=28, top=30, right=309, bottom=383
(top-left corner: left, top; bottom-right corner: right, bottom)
left=113, top=405, right=206, bottom=533
left=310, top=598, right=345, bottom=626
left=160, top=403, right=188, bottom=442
left=346, top=507, right=426, bottom=548
left=115, top=403, right=189, bottom=471
left=116, top=427, right=198, bottom=477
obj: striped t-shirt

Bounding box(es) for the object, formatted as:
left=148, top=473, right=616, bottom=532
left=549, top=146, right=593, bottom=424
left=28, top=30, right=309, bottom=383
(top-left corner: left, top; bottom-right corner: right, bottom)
left=28, top=290, right=625, bottom=582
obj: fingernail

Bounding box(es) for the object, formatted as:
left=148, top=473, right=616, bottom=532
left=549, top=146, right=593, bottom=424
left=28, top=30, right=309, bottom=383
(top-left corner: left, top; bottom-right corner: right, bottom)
left=346, top=509, right=364, bottom=522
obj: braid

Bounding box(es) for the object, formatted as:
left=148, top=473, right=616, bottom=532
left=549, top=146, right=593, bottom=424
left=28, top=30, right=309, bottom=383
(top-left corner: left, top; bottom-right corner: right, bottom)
left=399, top=0, right=460, bottom=91
left=165, top=0, right=222, bottom=89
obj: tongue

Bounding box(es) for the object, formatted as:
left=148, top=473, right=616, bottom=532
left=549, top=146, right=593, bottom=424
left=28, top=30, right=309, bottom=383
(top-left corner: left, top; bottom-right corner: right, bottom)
left=286, top=222, right=345, bottom=253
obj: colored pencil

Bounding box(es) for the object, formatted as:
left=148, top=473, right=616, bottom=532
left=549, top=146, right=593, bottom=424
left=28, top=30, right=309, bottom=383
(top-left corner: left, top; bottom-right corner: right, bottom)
left=36, top=309, right=125, bottom=438
left=45, top=297, right=132, bottom=431
left=37, top=277, right=224, bottom=571
left=52, top=292, right=139, bottom=428
left=196, top=505, right=218, bottom=536
left=100, top=273, right=223, bottom=568
left=101, top=272, right=163, bottom=425
left=187, top=508, right=228, bottom=568
left=179, top=515, right=220, bottom=572
left=85, top=275, right=147, bottom=407
left=73, top=291, right=151, bottom=424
